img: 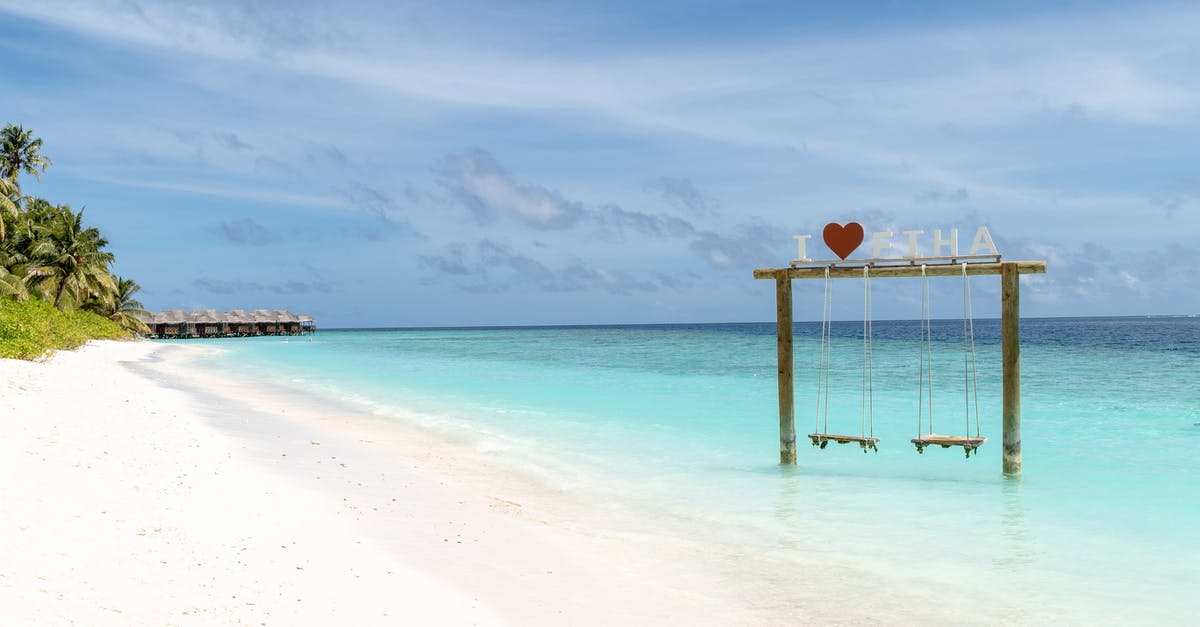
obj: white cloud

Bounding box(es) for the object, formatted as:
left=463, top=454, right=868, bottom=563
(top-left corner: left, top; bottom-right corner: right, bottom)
left=439, top=150, right=585, bottom=229
left=1118, top=271, right=1142, bottom=292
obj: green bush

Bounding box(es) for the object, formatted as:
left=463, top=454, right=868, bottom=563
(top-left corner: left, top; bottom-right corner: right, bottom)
left=0, top=297, right=130, bottom=360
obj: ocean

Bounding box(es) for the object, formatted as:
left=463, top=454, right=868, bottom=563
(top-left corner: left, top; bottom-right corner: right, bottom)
left=172, top=316, right=1199, bottom=624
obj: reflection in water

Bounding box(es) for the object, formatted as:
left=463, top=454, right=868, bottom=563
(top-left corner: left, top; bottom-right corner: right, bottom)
left=985, top=477, right=1040, bottom=623
left=995, top=477, right=1034, bottom=570
left=774, top=463, right=803, bottom=550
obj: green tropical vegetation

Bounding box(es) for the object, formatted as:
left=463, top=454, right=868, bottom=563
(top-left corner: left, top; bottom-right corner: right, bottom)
left=1, top=123, right=145, bottom=359
left=0, top=298, right=127, bottom=360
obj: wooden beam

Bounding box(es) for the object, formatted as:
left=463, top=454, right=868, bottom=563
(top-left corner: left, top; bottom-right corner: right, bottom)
left=1001, top=262, right=1022, bottom=475
left=753, top=260, right=1046, bottom=281
left=775, top=276, right=796, bottom=464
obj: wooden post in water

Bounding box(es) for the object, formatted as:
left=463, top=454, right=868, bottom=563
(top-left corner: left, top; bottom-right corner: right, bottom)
left=775, top=276, right=796, bottom=464
left=1001, top=262, right=1022, bottom=475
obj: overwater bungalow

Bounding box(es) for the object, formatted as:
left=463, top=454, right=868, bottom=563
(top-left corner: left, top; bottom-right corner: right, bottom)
left=155, top=309, right=187, bottom=338
left=274, top=309, right=301, bottom=335
left=191, top=310, right=224, bottom=337
left=251, top=309, right=277, bottom=335
left=141, top=309, right=316, bottom=339
left=224, top=309, right=255, bottom=336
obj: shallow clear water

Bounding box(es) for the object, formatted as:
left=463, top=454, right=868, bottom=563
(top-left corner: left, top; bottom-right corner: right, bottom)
left=171, top=316, right=1200, bottom=623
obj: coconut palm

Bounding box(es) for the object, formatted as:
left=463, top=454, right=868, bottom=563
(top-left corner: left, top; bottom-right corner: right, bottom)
left=0, top=124, right=52, bottom=186
left=0, top=265, right=26, bottom=299
left=0, top=176, right=17, bottom=240
left=0, top=228, right=28, bottom=299
left=25, top=204, right=116, bottom=310
left=90, top=275, right=150, bottom=334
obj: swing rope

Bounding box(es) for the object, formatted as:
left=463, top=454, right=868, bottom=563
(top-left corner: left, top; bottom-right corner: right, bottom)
left=812, top=265, right=877, bottom=452
left=962, top=263, right=981, bottom=439
left=816, top=267, right=832, bottom=437
left=917, top=265, right=934, bottom=437
left=862, top=266, right=874, bottom=439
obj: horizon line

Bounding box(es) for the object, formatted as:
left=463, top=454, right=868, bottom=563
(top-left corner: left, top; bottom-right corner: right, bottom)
left=316, top=313, right=1196, bottom=332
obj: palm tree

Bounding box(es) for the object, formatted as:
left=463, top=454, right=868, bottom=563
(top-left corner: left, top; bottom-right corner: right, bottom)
left=0, top=265, right=27, bottom=300
left=0, top=124, right=52, bottom=186
left=0, top=176, right=17, bottom=240
left=93, top=275, right=150, bottom=334
left=26, top=204, right=116, bottom=310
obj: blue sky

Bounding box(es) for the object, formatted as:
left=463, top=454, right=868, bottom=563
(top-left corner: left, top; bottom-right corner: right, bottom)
left=2, top=0, right=1197, bottom=326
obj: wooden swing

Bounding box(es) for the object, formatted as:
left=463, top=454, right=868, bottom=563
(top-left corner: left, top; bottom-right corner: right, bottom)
left=911, top=264, right=987, bottom=458
left=809, top=266, right=880, bottom=453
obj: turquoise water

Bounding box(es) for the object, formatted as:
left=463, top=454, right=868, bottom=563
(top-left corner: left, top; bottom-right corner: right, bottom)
left=174, top=317, right=1199, bottom=623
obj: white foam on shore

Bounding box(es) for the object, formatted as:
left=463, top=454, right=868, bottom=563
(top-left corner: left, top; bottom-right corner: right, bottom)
left=1, top=341, right=774, bottom=626
left=148, top=341, right=995, bottom=626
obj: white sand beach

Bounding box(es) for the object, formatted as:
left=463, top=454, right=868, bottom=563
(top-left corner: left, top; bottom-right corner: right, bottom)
left=0, top=340, right=764, bottom=626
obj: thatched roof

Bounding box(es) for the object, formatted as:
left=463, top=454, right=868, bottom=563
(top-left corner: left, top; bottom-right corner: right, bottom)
left=224, top=309, right=254, bottom=323
left=148, top=309, right=314, bottom=325
left=189, top=310, right=225, bottom=323
left=157, top=309, right=188, bottom=324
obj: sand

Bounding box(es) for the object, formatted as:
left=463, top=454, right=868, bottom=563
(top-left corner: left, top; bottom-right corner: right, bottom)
left=0, top=340, right=761, bottom=626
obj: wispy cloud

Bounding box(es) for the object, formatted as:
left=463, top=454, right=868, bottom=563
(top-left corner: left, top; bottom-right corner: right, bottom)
left=272, top=279, right=337, bottom=295
left=213, top=132, right=253, bottom=151
left=419, top=244, right=473, bottom=276
left=439, top=150, right=585, bottom=229
left=214, top=218, right=275, bottom=246
left=554, top=263, right=657, bottom=294
left=421, top=239, right=668, bottom=295
left=688, top=221, right=796, bottom=269
left=339, top=182, right=404, bottom=222
left=305, top=143, right=350, bottom=170
left=916, top=188, right=969, bottom=204
left=192, top=278, right=263, bottom=294
left=192, top=277, right=336, bottom=297
left=84, top=174, right=345, bottom=210
left=437, top=151, right=700, bottom=243
left=593, top=204, right=696, bottom=240
left=478, top=239, right=555, bottom=283
left=1148, top=177, right=1199, bottom=217
left=646, top=177, right=719, bottom=216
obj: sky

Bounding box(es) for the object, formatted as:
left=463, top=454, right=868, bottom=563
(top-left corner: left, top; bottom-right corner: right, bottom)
left=2, top=0, right=1198, bottom=327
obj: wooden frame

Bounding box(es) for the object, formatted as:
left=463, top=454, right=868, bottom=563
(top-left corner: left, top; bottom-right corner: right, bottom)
left=754, top=259, right=1046, bottom=475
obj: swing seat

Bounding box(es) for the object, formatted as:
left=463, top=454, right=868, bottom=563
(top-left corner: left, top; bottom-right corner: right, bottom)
left=809, top=433, right=879, bottom=452
left=911, top=434, right=987, bottom=457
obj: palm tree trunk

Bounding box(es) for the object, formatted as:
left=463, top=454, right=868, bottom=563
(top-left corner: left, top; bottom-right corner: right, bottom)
left=54, top=277, right=69, bottom=309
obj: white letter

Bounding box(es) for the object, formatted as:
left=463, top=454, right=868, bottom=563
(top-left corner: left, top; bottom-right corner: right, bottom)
left=968, top=226, right=999, bottom=256
left=793, top=235, right=812, bottom=262
left=902, top=230, right=924, bottom=258
left=870, top=231, right=892, bottom=258
left=933, top=229, right=958, bottom=257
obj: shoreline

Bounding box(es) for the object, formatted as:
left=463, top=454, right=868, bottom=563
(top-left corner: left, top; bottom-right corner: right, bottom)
left=10, top=337, right=1163, bottom=625
left=0, top=340, right=771, bottom=625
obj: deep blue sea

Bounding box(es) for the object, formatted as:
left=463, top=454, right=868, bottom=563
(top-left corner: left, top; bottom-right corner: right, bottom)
left=175, top=316, right=1199, bottom=624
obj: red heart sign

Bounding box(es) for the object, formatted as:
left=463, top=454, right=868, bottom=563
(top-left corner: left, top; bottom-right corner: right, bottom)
left=823, top=222, right=864, bottom=260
